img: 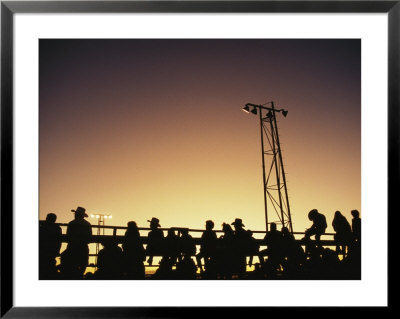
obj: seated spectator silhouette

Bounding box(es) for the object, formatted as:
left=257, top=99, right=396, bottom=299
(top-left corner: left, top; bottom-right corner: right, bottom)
left=246, top=230, right=260, bottom=267
left=332, top=211, right=352, bottom=256
left=122, top=221, right=145, bottom=279
left=152, top=256, right=175, bottom=280
left=39, top=213, right=62, bottom=279
left=196, top=220, right=217, bottom=274
left=96, top=236, right=123, bottom=279
left=146, top=217, right=164, bottom=266
left=351, top=209, right=361, bottom=243
left=164, top=228, right=180, bottom=265
left=176, top=254, right=197, bottom=280
left=320, top=248, right=341, bottom=279
left=179, top=228, right=196, bottom=259
left=280, top=226, right=305, bottom=278
left=60, top=206, right=92, bottom=279
left=262, top=223, right=283, bottom=277
left=304, top=209, right=327, bottom=246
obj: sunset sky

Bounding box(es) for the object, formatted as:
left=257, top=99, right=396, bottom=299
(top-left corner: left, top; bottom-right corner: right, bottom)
left=39, top=39, right=360, bottom=238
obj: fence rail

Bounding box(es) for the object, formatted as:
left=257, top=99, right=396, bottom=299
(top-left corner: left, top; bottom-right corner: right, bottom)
left=41, top=221, right=338, bottom=249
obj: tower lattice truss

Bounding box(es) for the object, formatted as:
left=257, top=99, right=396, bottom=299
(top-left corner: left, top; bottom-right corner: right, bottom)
left=262, top=113, right=293, bottom=232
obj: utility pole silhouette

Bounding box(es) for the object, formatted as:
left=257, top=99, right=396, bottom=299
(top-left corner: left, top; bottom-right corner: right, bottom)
left=242, top=101, right=293, bottom=233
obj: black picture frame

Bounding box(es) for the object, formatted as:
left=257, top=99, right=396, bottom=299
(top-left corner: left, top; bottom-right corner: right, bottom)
left=1, top=0, right=396, bottom=317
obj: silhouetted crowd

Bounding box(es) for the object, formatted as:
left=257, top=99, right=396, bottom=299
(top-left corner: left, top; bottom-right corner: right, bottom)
left=39, top=207, right=361, bottom=280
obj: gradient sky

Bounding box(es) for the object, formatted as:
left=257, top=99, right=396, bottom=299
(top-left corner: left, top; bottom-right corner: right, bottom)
left=39, top=39, right=360, bottom=237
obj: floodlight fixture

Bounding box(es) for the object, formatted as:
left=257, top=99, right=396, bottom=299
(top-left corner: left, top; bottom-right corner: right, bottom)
left=282, top=110, right=288, bottom=117
left=250, top=107, right=257, bottom=115
left=242, top=105, right=250, bottom=113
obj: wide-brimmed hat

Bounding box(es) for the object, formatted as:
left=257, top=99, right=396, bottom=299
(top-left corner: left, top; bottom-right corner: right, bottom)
left=231, top=218, right=245, bottom=227
left=147, top=217, right=161, bottom=227
left=71, top=206, right=88, bottom=218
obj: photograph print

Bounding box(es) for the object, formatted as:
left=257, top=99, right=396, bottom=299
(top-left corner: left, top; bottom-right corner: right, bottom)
left=39, top=39, right=361, bottom=280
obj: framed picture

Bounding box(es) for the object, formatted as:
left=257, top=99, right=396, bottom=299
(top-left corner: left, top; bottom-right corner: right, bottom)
left=1, top=0, right=395, bottom=316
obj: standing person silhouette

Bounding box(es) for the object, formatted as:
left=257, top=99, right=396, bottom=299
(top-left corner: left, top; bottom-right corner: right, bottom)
left=332, top=211, right=352, bottom=256
left=122, top=221, right=146, bottom=279
left=61, top=206, right=92, bottom=279
left=146, top=217, right=164, bottom=266
left=348, top=209, right=361, bottom=278
left=263, top=222, right=283, bottom=277
left=196, top=220, right=217, bottom=274
left=39, top=213, right=62, bottom=279
left=351, top=209, right=361, bottom=243
left=231, top=218, right=248, bottom=278
left=216, top=223, right=235, bottom=279
left=304, top=209, right=327, bottom=246
left=164, top=228, right=180, bottom=265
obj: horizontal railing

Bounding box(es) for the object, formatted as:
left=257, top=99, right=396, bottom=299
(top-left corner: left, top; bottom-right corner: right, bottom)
left=40, top=221, right=338, bottom=248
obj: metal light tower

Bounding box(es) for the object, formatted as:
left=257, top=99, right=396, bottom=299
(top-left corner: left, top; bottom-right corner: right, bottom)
left=90, top=213, right=112, bottom=268
left=242, top=101, right=293, bottom=233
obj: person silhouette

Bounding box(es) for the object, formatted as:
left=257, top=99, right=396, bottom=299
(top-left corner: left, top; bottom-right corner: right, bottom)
left=146, top=217, right=164, bottom=266
left=262, top=222, right=283, bottom=277
left=164, top=228, right=180, bottom=266
left=176, top=254, right=197, bottom=280
left=332, top=211, right=352, bottom=256
left=39, top=213, right=62, bottom=279
left=216, top=223, right=235, bottom=279
left=61, top=206, right=92, bottom=279
left=346, top=209, right=361, bottom=278
left=96, top=236, right=123, bottom=279
left=304, top=209, right=327, bottom=245
left=231, top=218, right=248, bottom=278
left=196, top=220, right=217, bottom=274
left=122, top=221, right=145, bottom=279
left=179, top=228, right=196, bottom=259
left=351, top=209, right=361, bottom=243
left=246, top=229, right=260, bottom=267
left=280, top=226, right=305, bottom=277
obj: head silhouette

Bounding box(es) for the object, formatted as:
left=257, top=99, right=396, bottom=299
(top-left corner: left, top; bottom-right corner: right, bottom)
left=231, top=218, right=245, bottom=229
left=71, top=206, right=88, bottom=220
left=148, top=217, right=161, bottom=229
left=205, top=220, right=214, bottom=230
left=351, top=210, right=360, bottom=218
left=281, top=226, right=289, bottom=236
left=127, top=221, right=138, bottom=231
left=222, top=223, right=233, bottom=234
left=270, top=222, right=277, bottom=231
left=308, top=209, right=318, bottom=221
left=334, top=211, right=343, bottom=219
left=46, top=213, right=57, bottom=223
left=102, top=236, right=117, bottom=248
